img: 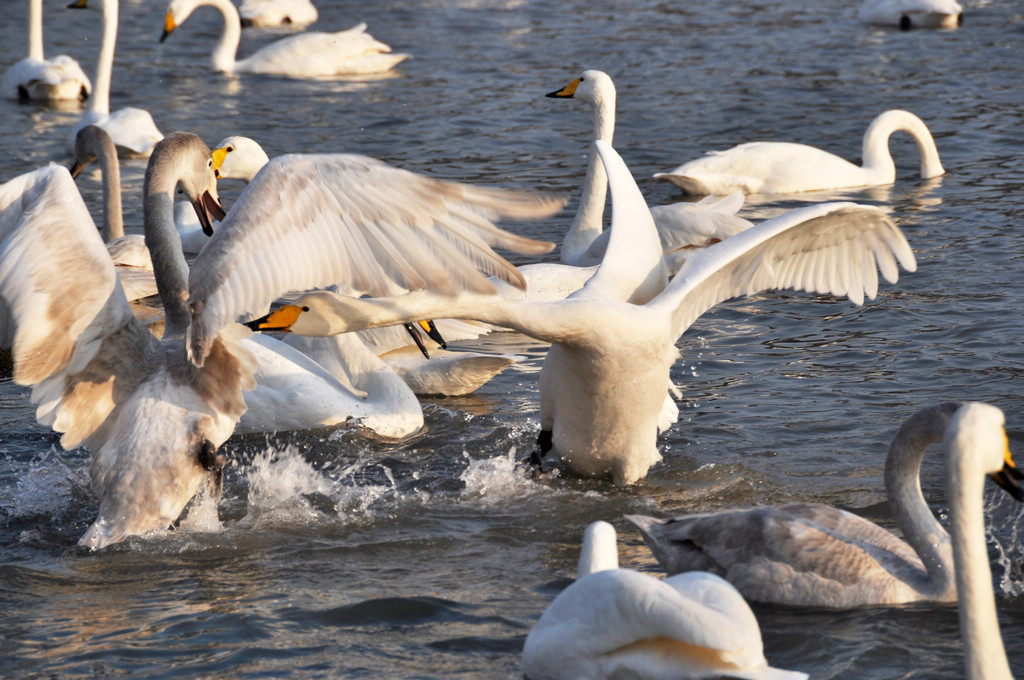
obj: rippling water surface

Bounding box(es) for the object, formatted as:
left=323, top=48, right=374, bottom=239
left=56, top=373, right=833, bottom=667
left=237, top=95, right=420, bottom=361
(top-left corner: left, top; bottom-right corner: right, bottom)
left=3, top=0, right=1024, bottom=677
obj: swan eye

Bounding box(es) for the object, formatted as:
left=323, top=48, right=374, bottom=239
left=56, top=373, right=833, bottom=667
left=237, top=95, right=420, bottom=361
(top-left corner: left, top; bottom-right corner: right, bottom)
left=302, top=306, right=310, bottom=312
left=227, top=146, right=234, bottom=153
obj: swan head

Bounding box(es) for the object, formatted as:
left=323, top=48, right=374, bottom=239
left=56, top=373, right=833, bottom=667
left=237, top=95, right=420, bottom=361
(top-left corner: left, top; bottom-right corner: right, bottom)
left=946, top=403, right=1024, bottom=501
left=545, top=69, right=615, bottom=108
left=148, top=132, right=226, bottom=235
left=161, top=0, right=203, bottom=43
left=212, top=136, right=270, bottom=182
left=244, top=291, right=342, bottom=336
left=69, top=125, right=117, bottom=178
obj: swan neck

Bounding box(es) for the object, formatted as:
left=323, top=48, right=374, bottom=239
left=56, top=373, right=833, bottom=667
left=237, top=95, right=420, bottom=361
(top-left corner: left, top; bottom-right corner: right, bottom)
left=205, top=0, right=241, bottom=73
left=563, top=96, right=614, bottom=263
left=90, top=0, right=118, bottom=115
left=862, top=110, right=944, bottom=179
left=577, top=522, right=618, bottom=577
left=883, top=402, right=958, bottom=597
left=946, top=438, right=1014, bottom=680
left=28, top=0, right=44, bottom=61
left=96, top=133, right=124, bottom=241
left=143, top=160, right=191, bottom=336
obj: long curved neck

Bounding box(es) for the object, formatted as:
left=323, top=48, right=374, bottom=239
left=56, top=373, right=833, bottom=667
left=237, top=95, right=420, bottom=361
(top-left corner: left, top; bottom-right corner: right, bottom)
left=946, top=433, right=1013, bottom=680
left=143, top=157, right=191, bottom=337
left=200, top=0, right=241, bottom=73
left=563, top=90, right=615, bottom=263
left=28, top=0, right=44, bottom=61
left=577, top=522, right=618, bottom=577
left=862, top=110, right=944, bottom=179
left=884, top=402, right=959, bottom=598
left=94, top=132, right=125, bottom=241
left=89, top=0, right=118, bottom=115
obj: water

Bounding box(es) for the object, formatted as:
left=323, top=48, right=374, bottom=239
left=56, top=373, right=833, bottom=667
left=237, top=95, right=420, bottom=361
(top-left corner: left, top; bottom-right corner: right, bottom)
left=2, top=0, right=1024, bottom=677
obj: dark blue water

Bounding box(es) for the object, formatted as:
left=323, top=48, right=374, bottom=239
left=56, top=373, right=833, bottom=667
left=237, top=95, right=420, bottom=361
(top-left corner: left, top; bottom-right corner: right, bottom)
left=3, top=0, right=1024, bottom=677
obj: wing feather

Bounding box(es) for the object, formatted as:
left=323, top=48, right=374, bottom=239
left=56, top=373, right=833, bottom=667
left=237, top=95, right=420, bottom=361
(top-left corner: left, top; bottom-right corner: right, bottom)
left=652, top=203, right=916, bottom=340
left=187, top=153, right=560, bottom=364
left=0, top=165, right=155, bottom=448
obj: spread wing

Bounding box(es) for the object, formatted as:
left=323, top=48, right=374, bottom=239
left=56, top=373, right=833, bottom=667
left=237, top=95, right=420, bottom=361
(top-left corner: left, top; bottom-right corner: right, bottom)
left=649, top=202, right=917, bottom=341
left=187, top=152, right=561, bottom=364
left=0, top=164, right=152, bottom=449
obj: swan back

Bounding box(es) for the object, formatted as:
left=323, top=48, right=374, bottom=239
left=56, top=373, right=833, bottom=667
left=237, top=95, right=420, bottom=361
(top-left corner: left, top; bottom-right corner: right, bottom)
left=239, top=0, right=318, bottom=27
left=523, top=521, right=808, bottom=680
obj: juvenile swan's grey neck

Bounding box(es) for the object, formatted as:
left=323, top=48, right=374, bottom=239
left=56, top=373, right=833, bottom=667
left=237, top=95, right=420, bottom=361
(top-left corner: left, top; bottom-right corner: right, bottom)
left=883, top=401, right=960, bottom=599
left=143, top=132, right=208, bottom=337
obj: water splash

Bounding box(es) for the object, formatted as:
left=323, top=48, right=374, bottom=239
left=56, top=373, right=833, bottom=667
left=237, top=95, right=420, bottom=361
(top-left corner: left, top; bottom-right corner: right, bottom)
left=459, top=446, right=549, bottom=504
left=0, top=446, right=88, bottom=521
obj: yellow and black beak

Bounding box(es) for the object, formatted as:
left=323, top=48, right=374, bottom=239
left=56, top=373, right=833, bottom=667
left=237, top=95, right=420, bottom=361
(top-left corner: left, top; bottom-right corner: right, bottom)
left=990, top=448, right=1024, bottom=502
left=403, top=320, right=448, bottom=359
left=160, top=11, right=177, bottom=43
left=546, top=77, right=581, bottom=99
left=67, top=0, right=88, bottom=9
left=245, top=304, right=306, bottom=333
left=212, top=146, right=228, bottom=179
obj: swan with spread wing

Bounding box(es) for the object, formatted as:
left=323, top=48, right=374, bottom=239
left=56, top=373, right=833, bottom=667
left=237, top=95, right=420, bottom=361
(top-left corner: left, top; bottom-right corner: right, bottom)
left=0, top=132, right=559, bottom=549
left=244, top=141, right=916, bottom=486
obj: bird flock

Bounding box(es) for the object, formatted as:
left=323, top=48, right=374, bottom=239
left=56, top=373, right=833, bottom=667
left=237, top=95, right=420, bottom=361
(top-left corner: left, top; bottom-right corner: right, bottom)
left=0, top=0, right=1015, bottom=679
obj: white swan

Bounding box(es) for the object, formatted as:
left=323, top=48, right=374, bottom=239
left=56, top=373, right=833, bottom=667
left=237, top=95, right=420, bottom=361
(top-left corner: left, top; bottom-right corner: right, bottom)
left=243, top=140, right=916, bottom=486
left=858, top=0, right=963, bottom=30
left=66, top=0, right=164, bottom=158
left=209, top=135, right=518, bottom=397
left=0, top=132, right=560, bottom=549
left=522, top=521, right=808, bottom=680
left=239, top=0, right=317, bottom=27
left=653, top=109, right=945, bottom=195
left=547, top=70, right=753, bottom=270
left=160, top=0, right=407, bottom=78
left=627, top=402, right=1023, bottom=620
left=3, top=0, right=92, bottom=102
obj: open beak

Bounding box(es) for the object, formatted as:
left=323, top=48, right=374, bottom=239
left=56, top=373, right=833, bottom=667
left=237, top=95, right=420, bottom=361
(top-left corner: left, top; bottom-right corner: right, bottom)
left=245, top=304, right=304, bottom=332
left=546, top=77, right=581, bottom=99
left=160, top=12, right=177, bottom=43
left=403, top=320, right=447, bottom=359
left=190, top=190, right=226, bottom=237
left=68, top=159, right=87, bottom=179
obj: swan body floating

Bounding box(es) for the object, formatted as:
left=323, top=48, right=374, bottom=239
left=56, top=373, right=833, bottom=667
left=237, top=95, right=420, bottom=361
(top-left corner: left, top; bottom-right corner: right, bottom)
left=858, top=0, right=963, bottom=30
left=3, top=0, right=92, bottom=102
left=210, top=136, right=518, bottom=398
left=161, top=0, right=408, bottom=78
left=244, top=140, right=916, bottom=486
left=547, top=70, right=753, bottom=270
left=522, top=521, right=808, bottom=680
left=654, top=109, right=945, bottom=195
left=0, top=133, right=559, bottom=549
left=239, top=0, right=317, bottom=27
left=628, top=402, right=1024, bottom=618
left=66, top=0, right=164, bottom=158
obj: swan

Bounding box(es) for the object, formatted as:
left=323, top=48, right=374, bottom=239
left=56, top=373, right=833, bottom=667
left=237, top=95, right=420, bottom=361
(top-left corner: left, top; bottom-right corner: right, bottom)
left=858, top=0, right=963, bottom=30
left=209, top=135, right=518, bottom=397
left=3, top=0, right=92, bottom=102
left=627, top=403, right=1024, bottom=618
left=243, top=140, right=916, bottom=486
left=160, top=0, right=408, bottom=78
left=653, top=109, right=945, bottom=195
left=70, top=125, right=218, bottom=278
left=239, top=0, right=317, bottom=27
left=66, top=0, right=164, bottom=158
left=0, top=132, right=560, bottom=549
left=547, top=70, right=753, bottom=270
left=522, top=521, right=808, bottom=680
